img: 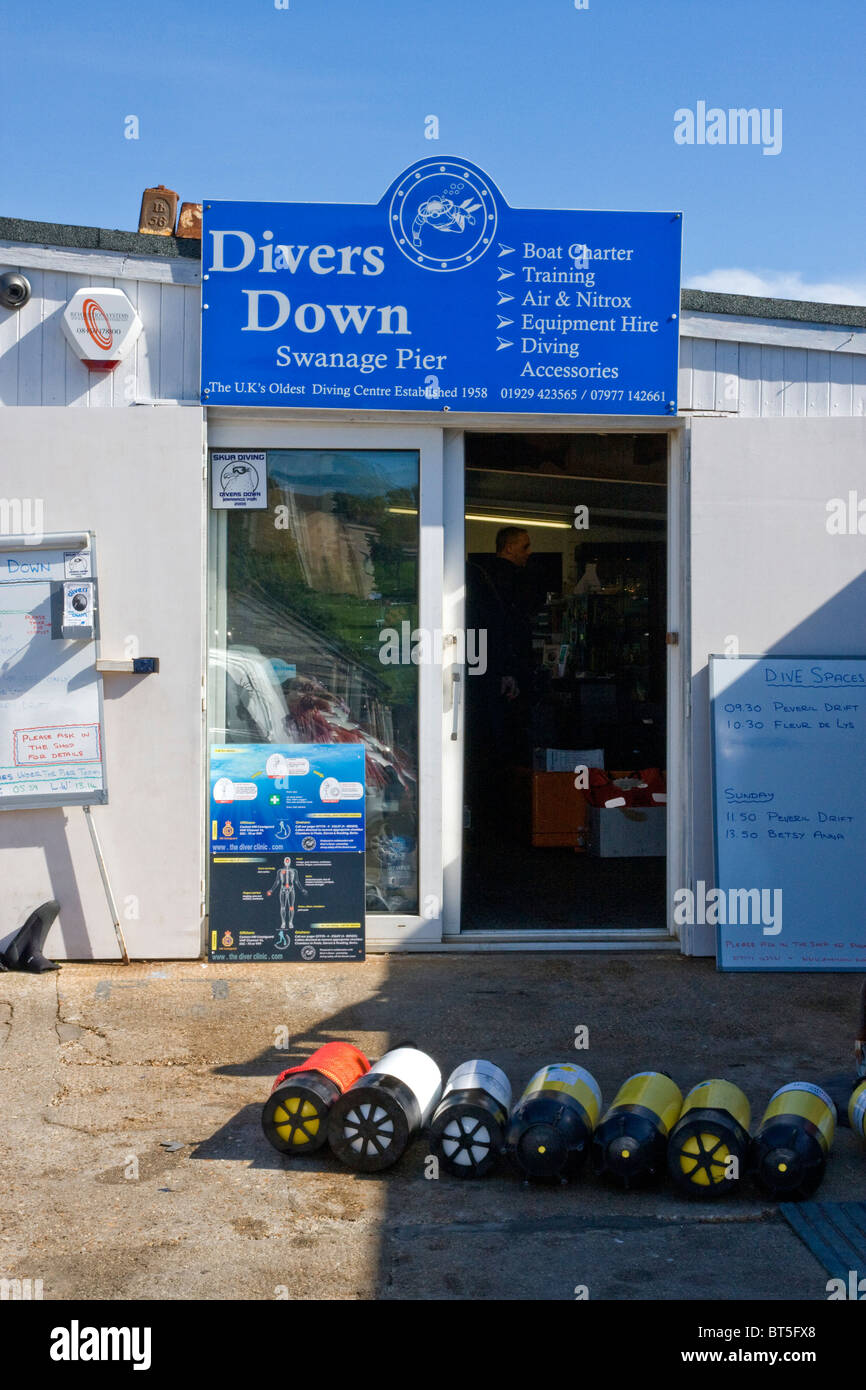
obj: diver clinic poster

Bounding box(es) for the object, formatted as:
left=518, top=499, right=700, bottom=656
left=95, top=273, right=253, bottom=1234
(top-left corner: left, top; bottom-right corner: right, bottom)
left=209, top=743, right=364, bottom=852
left=209, top=851, right=365, bottom=962
left=208, top=744, right=366, bottom=962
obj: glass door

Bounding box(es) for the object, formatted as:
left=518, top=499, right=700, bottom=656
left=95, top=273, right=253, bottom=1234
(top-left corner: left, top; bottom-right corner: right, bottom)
left=207, top=423, right=445, bottom=947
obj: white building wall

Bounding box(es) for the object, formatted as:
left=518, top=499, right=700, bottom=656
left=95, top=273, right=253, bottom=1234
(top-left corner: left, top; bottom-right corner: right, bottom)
left=686, top=415, right=866, bottom=955
left=0, top=408, right=205, bottom=959
left=3, top=236, right=866, bottom=959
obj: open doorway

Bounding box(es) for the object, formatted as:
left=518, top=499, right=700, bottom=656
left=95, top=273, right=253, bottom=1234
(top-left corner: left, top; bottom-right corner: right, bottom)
left=461, top=431, right=668, bottom=930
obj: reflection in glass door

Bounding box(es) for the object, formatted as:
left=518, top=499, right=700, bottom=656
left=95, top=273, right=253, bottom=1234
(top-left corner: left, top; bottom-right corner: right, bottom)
left=209, top=448, right=420, bottom=915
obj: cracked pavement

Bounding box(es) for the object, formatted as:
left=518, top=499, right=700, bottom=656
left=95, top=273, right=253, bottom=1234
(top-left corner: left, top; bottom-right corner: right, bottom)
left=0, top=953, right=863, bottom=1300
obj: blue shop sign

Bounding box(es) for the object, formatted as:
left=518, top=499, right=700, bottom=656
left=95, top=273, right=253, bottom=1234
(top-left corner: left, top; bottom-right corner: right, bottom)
left=201, top=156, right=682, bottom=416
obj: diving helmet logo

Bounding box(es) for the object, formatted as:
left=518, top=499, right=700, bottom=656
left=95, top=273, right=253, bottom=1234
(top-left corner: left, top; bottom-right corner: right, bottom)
left=388, top=159, right=498, bottom=272
left=219, top=458, right=260, bottom=495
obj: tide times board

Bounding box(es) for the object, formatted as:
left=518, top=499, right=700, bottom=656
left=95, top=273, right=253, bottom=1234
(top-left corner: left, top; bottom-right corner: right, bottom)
left=0, top=537, right=107, bottom=809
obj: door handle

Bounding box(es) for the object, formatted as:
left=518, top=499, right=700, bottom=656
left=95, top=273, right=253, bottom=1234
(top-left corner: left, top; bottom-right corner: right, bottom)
left=450, top=669, right=462, bottom=741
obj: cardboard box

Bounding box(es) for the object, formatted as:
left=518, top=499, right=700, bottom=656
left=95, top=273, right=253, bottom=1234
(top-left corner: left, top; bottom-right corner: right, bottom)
left=532, top=771, right=587, bottom=848
left=532, top=747, right=604, bottom=772
left=514, top=768, right=588, bottom=848
left=587, top=804, right=666, bottom=858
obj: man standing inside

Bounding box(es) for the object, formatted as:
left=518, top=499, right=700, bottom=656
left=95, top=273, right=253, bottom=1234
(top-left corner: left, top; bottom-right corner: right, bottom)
left=487, top=527, right=536, bottom=760
left=465, top=527, right=537, bottom=841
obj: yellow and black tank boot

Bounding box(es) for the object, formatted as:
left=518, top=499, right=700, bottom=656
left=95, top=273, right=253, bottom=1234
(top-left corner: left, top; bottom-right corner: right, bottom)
left=849, top=1078, right=866, bottom=1142
left=262, top=1042, right=370, bottom=1154
left=750, top=1082, right=836, bottom=1200
left=592, top=1071, right=683, bottom=1188
left=667, top=1079, right=751, bottom=1197
left=504, top=1063, right=602, bottom=1182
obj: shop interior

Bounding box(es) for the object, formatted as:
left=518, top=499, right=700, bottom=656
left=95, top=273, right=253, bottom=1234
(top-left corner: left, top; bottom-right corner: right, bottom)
left=461, top=431, right=668, bottom=931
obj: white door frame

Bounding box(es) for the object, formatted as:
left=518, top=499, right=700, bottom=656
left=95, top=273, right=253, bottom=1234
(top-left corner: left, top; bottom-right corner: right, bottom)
left=206, top=409, right=688, bottom=952
left=440, top=419, right=686, bottom=949
left=206, top=414, right=446, bottom=949
left=666, top=424, right=689, bottom=954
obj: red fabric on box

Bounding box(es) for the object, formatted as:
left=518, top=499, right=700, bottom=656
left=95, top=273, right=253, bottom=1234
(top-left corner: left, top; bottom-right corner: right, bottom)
left=271, top=1042, right=370, bottom=1095
left=586, top=768, right=628, bottom=808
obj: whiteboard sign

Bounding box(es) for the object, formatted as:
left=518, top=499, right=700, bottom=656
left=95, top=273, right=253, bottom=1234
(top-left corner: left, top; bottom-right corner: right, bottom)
left=0, top=535, right=107, bottom=809
left=710, top=655, right=866, bottom=971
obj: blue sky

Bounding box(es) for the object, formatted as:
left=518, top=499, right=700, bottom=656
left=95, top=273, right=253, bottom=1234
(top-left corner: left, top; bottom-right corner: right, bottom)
left=3, top=0, right=864, bottom=302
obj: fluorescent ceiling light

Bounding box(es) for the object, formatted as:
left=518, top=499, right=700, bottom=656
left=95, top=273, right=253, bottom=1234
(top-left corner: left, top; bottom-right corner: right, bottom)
left=388, top=507, right=571, bottom=529
left=465, top=512, right=571, bottom=529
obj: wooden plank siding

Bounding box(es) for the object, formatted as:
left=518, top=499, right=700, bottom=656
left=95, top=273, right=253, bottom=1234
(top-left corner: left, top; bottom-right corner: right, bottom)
left=676, top=339, right=864, bottom=418
left=0, top=255, right=200, bottom=406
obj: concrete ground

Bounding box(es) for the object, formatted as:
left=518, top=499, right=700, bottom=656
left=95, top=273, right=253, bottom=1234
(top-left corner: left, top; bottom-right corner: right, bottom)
left=1, top=952, right=863, bottom=1301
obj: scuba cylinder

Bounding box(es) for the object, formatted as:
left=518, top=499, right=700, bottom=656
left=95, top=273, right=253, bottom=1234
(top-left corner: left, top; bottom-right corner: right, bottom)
left=262, top=1042, right=371, bottom=1154
left=328, top=1045, right=442, bottom=1172
left=428, top=1060, right=512, bottom=1178
left=751, top=1082, right=836, bottom=1200
left=504, top=1063, right=601, bottom=1182
left=592, top=1071, right=683, bottom=1188
left=667, top=1079, right=751, bottom=1197
left=849, top=1078, right=866, bottom=1141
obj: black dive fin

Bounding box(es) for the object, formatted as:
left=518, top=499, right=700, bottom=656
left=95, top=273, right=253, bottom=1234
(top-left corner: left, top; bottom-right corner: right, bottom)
left=1, top=901, right=61, bottom=973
